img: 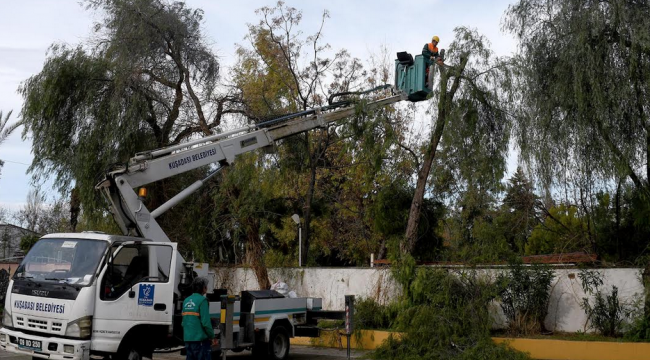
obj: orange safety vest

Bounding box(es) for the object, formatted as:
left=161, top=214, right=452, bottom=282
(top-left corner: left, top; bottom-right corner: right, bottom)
left=428, top=43, right=439, bottom=54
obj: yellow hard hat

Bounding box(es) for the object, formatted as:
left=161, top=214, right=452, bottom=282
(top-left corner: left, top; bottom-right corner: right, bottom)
left=432, top=36, right=440, bottom=43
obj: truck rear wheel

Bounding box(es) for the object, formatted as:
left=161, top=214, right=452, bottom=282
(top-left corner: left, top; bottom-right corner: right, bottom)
left=251, top=325, right=290, bottom=360
left=268, top=325, right=290, bottom=360
left=210, top=349, right=222, bottom=360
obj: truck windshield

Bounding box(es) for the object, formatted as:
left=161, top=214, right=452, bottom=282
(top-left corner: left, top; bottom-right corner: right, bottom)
left=14, top=238, right=108, bottom=286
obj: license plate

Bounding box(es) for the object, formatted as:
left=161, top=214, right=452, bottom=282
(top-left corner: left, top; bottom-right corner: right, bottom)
left=18, top=337, right=42, bottom=351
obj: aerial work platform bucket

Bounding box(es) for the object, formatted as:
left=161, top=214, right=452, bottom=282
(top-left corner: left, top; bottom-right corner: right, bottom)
left=394, top=51, right=433, bottom=102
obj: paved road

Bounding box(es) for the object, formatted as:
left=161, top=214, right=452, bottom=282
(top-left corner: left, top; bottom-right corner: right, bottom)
left=0, top=345, right=366, bottom=360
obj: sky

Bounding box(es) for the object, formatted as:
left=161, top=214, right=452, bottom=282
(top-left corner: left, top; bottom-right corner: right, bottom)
left=0, top=0, right=519, bottom=213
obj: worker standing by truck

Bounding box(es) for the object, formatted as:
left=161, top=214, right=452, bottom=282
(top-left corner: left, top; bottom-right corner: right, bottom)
left=182, top=277, right=215, bottom=360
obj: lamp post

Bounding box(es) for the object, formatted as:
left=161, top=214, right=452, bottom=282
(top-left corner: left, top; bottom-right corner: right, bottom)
left=291, top=214, right=301, bottom=267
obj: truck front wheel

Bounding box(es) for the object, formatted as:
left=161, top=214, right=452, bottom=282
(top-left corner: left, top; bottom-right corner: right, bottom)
left=115, top=346, right=143, bottom=360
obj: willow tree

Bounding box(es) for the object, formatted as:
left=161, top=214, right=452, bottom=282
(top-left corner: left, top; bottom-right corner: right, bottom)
left=505, top=0, right=650, bottom=196
left=19, top=0, right=244, bottom=256
left=505, top=0, right=650, bottom=321
left=402, top=28, right=514, bottom=255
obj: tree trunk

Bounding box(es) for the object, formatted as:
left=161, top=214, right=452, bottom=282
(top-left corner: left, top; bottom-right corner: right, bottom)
left=69, top=187, right=80, bottom=232
left=301, top=158, right=317, bottom=266
left=402, top=57, right=468, bottom=255
left=300, top=130, right=324, bottom=267
left=245, top=218, right=271, bottom=290
left=615, top=178, right=622, bottom=260
left=646, top=129, right=650, bottom=183
left=402, top=105, right=448, bottom=254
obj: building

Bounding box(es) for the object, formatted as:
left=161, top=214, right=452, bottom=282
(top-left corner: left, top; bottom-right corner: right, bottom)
left=0, top=223, right=38, bottom=276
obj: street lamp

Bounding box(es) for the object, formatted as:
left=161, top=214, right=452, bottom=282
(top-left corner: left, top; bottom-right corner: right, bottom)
left=291, top=214, right=301, bottom=267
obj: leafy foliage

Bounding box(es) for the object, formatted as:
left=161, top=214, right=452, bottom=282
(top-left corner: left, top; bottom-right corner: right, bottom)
left=0, top=110, right=21, bottom=180
left=19, top=0, right=230, bottom=218
left=403, top=27, right=516, bottom=255
left=14, top=188, right=69, bottom=234
left=500, top=168, right=539, bottom=254
left=371, top=258, right=529, bottom=360
left=625, top=315, right=650, bottom=341
left=505, top=0, right=650, bottom=195
left=526, top=204, right=589, bottom=255
left=354, top=297, right=396, bottom=330
left=498, top=263, right=554, bottom=335
left=19, top=235, right=39, bottom=253
left=579, top=270, right=633, bottom=336
left=210, top=153, right=279, bottom=288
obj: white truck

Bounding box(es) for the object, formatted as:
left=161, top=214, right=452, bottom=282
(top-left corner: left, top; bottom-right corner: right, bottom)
left=0, top=85, right=407, bottom=360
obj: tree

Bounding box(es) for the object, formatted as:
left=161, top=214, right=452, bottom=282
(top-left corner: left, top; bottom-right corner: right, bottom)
left=504, top=0, right=650, bottom=321
left=19, top=0, right=241, bottom=217
left=525, top=204, right=590, bottom=255
left=19, top=0, right=248, bottom=263
left=401, top=28, right=514, bottom=255
left=234, top=1, right=366, bottom=265
left=501, top=167, right=539, bottom=254
left=19, top=235, right=39, bottom=253
left=0, top=110, right=21, bottom=180
left=505, top=0, right=650, bottom=197
left=211, top=153, right=278, bottom=289
left=14, top=188, right=68, bottom=234
left=0, top=206, right=10, bottom=224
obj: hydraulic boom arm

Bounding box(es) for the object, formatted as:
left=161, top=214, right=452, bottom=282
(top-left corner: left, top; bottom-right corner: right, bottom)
left=96, top=89, right=406, bottom=245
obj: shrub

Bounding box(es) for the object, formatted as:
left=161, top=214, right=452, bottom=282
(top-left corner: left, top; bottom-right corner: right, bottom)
left=354, top=297, right=396, bottom=330
left=579, top=270, right=633, bottom=337
left=624, top=316, right=650, bottom=341
left=371, top=256, right=531, bottom=360
left=498, top=263, right=554, bottom=335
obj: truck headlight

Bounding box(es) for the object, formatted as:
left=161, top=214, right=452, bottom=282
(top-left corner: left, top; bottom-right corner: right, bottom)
left=2, top=309, right=12, bottom=328
left=65, top=316, right=92, bottom=339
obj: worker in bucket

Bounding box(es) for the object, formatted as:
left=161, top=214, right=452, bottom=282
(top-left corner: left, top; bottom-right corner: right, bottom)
left=182, top=277, right=215, bottom=360
left=422, top=35, right=444, bottom=65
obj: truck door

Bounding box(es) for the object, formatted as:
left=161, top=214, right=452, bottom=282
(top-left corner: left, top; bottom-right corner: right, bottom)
left=92, top=242, right=177, bottom=353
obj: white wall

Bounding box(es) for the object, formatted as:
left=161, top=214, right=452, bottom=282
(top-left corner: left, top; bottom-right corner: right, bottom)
left=544, top=268, right=642, bottom=332
left=211, top=267, right=644, bottom=333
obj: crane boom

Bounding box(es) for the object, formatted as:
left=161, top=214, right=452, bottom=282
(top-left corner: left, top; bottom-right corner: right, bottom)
left=96, top=90, right=406, bottom=246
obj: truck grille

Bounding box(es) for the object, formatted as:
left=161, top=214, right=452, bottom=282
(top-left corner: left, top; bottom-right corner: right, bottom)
left=52, top=322, right=63, bottom=332
left=15, top=316, right=65, bottom=334
left=28, top=318, right=48, bottom=330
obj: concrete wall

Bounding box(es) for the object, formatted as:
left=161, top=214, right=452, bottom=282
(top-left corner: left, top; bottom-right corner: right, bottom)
left=211, top=267, right=644, bottom=333
left=544, top=268, right=642, bottom=332
left=213, top=267, right=401, bottom=311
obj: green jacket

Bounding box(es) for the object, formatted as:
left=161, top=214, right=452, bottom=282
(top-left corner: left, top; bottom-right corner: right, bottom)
left=182, top=293, right=215, bottom=342
left=422, top=43, right=439, bottom=65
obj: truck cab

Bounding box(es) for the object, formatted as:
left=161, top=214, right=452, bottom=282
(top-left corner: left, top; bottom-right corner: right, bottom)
left=1, top=233, right=178, bottom=360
